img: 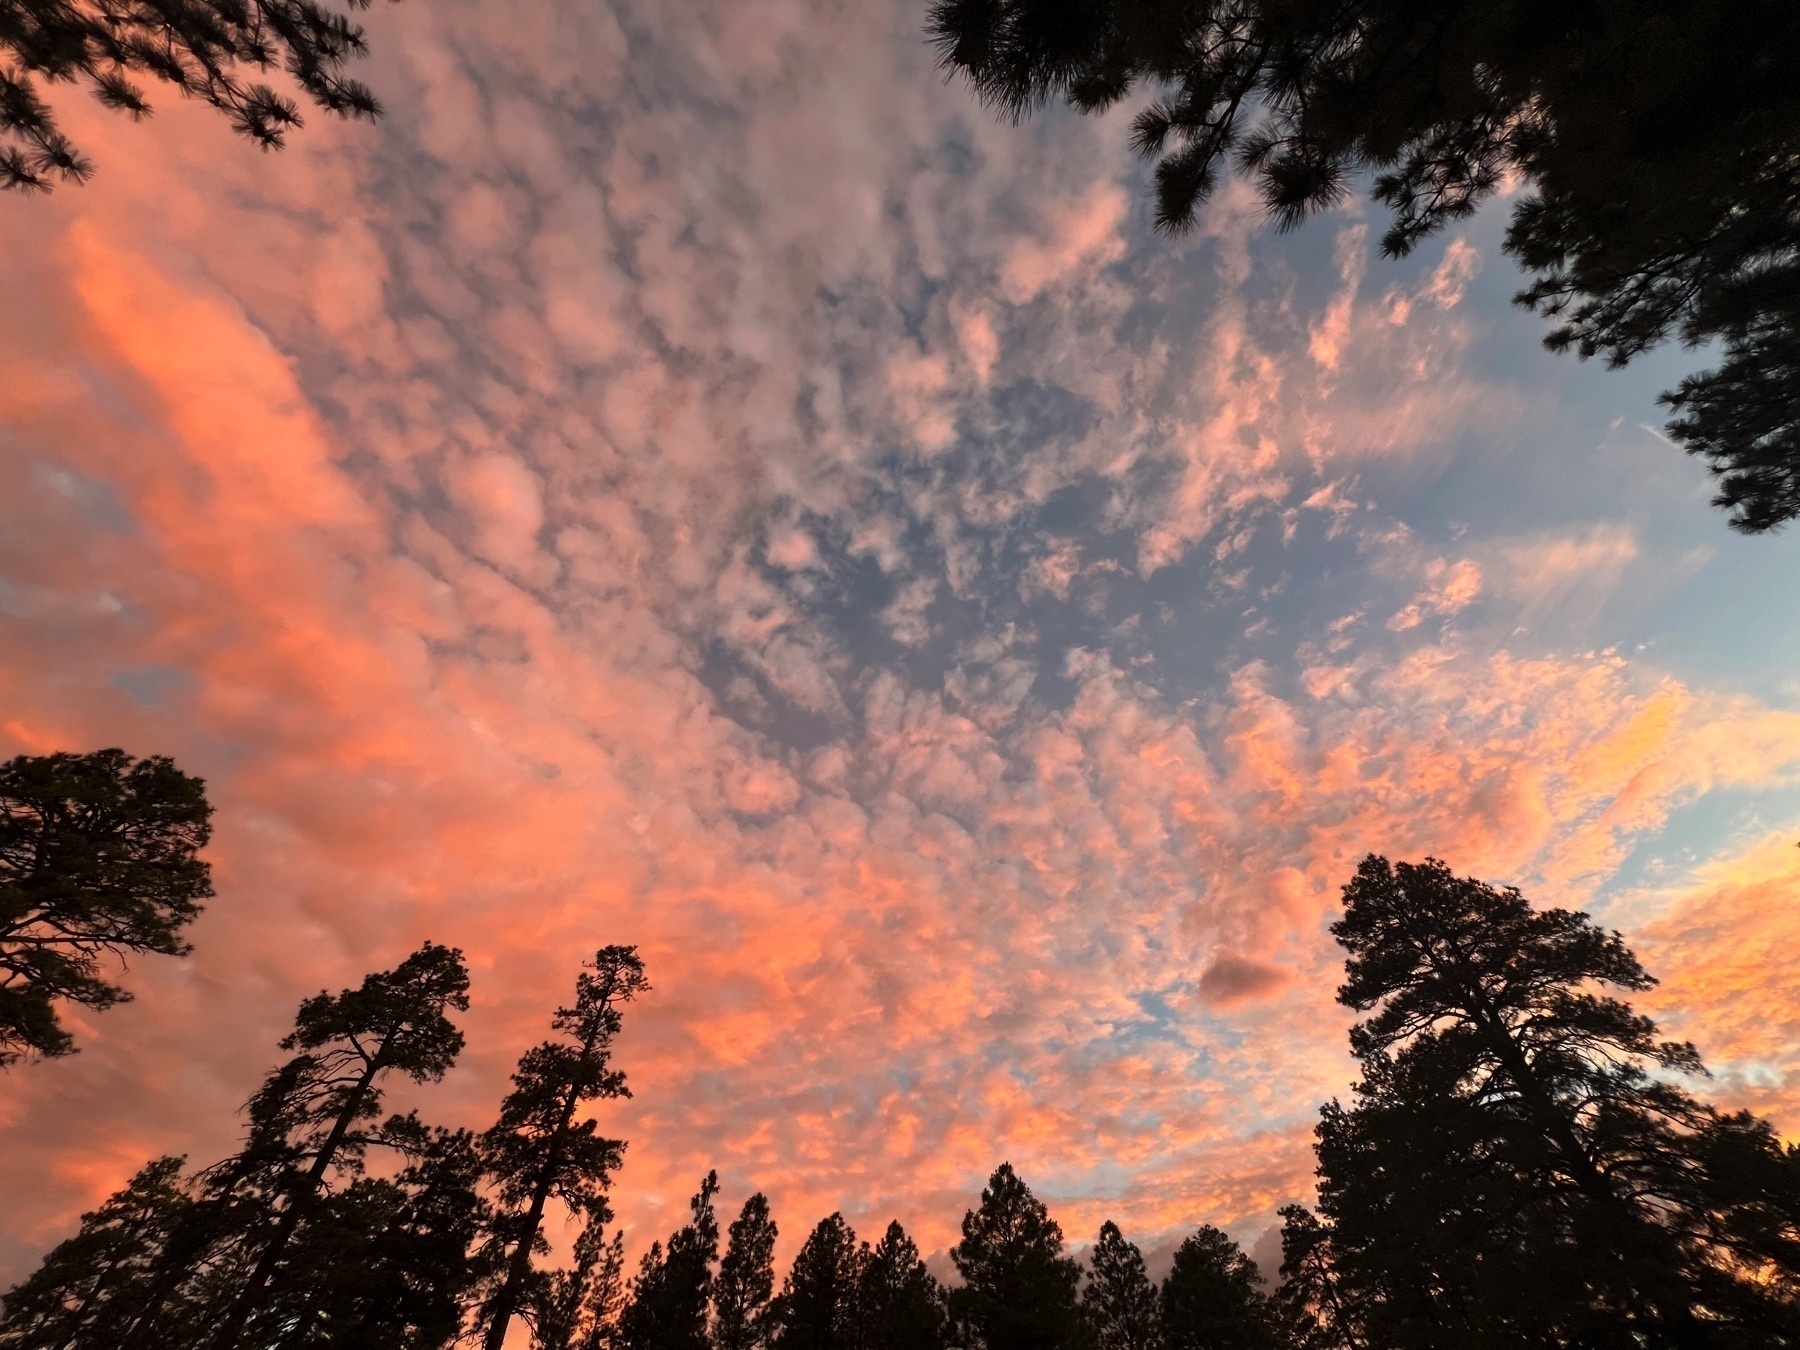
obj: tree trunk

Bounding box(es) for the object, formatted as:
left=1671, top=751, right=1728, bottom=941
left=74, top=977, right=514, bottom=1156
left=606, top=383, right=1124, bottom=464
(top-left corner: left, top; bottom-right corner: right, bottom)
left=482, top=1032, right=598, bottom=1350
left=210, top=1047, right=391, bottom=1350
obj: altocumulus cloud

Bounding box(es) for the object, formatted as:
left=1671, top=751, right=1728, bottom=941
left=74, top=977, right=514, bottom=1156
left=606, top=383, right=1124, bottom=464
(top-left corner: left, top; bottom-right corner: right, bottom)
left=3, top=0, right=1800, bottom=1284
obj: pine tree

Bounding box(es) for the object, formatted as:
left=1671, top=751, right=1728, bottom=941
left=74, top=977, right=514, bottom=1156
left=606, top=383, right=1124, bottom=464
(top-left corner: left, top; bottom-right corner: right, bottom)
left=246, top=1124, right=490, bottom=1349
left=210, top=942, right=472, bottom=1350
left=1081, top=1223, right=1158, bottom=1350
left=854, top=1221, right=947, bottom=1350
left=536, top=1213, right=629, bottom=1350
left=714, top=1194, right=779, bottom=1350
left=1157, top=1228, right=1279, bottom=1350
left=617, top=1173, right=721, bottom=1350
left=479, top=946, right=649, bottom=1350
left=0, top=948, right=485, bottom=1350
left=0, top=1156, right=199, bottom=1347
left=772, top=1214, right=865, bottom=1350
left=1283, top=854, right=1800, bottom=1348
left=1, top=0, right=401, bottom=190
left=1270, top=1205, right=1361, bottom=1350
left=949, top=1164, right=1088, bottom=1350
left=930, top=0, right=1800, bottom=533
left=0, top=749, right=211, bottom=1064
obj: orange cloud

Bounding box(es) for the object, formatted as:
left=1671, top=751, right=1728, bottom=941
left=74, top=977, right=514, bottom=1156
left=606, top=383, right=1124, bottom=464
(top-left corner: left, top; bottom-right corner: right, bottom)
left=1637, top=832, right=1800, bottom=1132
left=1, top=0, right=1796, bottom=1291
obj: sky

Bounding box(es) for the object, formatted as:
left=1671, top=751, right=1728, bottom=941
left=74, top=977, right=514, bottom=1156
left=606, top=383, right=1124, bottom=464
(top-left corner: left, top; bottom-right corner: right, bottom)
left=4, top=0, right=1800, bottom=1292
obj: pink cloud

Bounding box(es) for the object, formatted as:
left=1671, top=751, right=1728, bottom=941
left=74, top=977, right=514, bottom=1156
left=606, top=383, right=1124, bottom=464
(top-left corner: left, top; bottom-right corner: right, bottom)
left=1388, top=557, right=1483, bottom=630
left=999, top=183, right=1130, bottom=305
left=0, top=0, right=1794, bottom=1289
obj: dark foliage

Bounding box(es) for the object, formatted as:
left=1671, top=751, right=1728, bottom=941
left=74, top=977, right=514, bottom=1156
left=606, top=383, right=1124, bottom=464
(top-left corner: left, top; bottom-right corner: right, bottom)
left=211, top=941, right=473, bottom=1349
left=949, top=1164, right=1089, bottom=1350
left=1157, top=1227, right=1279, bottom=1350
left=0, top=944, right=484, bottom=1350
left=237, top=1129, right=491, bottom=1349
left=0, top=0, right=400, bottom=190
left=618, top=1173, right=722, bottom=1350
left=1271, top=1204, right=1356, bottom=1350
left=715, top=1194, right=779, bottom=1350
left=1280, top=854, right=1800, bottom=1348
left=10, top=852, right=1800, bottom=1350
left=1081, top=1222, right=1158, bottom=1350
left=773, top=1214, right=865, bottom=1350
left=929, top=0, right=1800, bottom=531
left=854, top=1221, right=947, bottom=1350
left=0, top=748, right=211, bottom=1064
left=0, top=1155, right=200, bottom=1348
left=535, top=1212, right=629, bottom=1350
left=480, top=945, right=650, bottom=1350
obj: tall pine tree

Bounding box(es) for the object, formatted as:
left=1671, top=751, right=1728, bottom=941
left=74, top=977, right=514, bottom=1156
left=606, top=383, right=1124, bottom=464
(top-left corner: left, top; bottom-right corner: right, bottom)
left=855, top=1221, right=947, bottom=1350
left=772, top=1214, right=864, bottom=1350
left=479, top=946, right=649, bottom=1350
left=1081, top=1223, right=1158, bottom=1350
left=949, top=1164, right=1088, bottom=1350
left=0, top=946, right=484, bottom=1350
left=535, top=1212, right=629, bottom=1350
left=714, top=1194, right=779, bottom=1350
left=617, top=1173, right=721, bottom=1350
left=1157, top=1228, right=1279, bottom=1350
left=212, top=941, right=472, bottom=1349
left=1282, top=855, right=1800, bottom=1348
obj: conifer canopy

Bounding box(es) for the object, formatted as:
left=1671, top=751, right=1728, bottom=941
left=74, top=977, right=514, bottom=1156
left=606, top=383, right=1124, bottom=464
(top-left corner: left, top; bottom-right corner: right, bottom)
left=930, top=0, right=1800, bottom=532
left=0, top=749, right=212, bottom=1065
left=1, top=0, right=401, bottom=189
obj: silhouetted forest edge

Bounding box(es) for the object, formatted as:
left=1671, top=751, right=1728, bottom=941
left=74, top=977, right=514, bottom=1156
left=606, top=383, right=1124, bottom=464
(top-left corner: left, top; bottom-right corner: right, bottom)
left=3, top=752, right=1798, bottom=1349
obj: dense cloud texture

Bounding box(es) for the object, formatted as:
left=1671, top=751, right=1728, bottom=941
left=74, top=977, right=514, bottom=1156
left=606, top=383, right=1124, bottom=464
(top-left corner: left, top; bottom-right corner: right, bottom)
left=2, top=0, right=1799, bottom=1287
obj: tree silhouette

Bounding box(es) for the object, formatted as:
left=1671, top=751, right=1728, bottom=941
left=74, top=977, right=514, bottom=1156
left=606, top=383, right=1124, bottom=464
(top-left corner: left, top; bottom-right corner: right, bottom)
left=854, top=1221, right=947, bottom=1350
left=13, top=853, right=1798, bottom=1350
left=1271, top=1204, right=1362, bottom=1350
left=1282, top=854, right=1800, bottom=1347
left=1157, top=1228, right=1279, bottom=1350
left=210, top=941, right=472, bottom=1349
left=0, top=1155, right=200, bottom=1347
left=930, top=0, right=1800, bottom=533
left=617, top=1173, right=721, bottom=1350
left=714, top=1193, right=779, bottom=1350
left=773, top=1213, right=864, bottom=1350
left=1, top=0, right=402, bottom=190
left=949, top=1164, right=1088, bottom=1350
left=0, top=748, right=211, bottom=1064
left=479, top=946, right=649, bottom=1350
left=0, top=946, right=484, bottom=1350
left=1081, top=1222, right=1158, bottom=1350
left=240, top=1126, right=490, bottom=1349
left=535, top=1212, right=629, bottom=1350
